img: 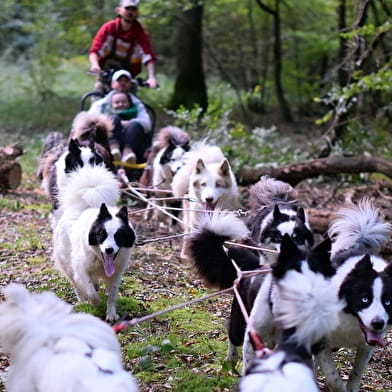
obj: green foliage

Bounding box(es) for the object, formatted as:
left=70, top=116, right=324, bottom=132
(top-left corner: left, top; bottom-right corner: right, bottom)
left=0, top=198, right=23, bottom=212
left=0, top=59, right=91, bottom=137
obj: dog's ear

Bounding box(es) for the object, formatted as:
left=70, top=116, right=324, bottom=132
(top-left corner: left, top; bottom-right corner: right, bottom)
left=116, top=205, right=129, bottom=223
left=273, top=234, right=303, bottom=279
left=383, top=262, right=392, bottom=280
left=183, top=141, right=191, bottom=151
left=219, top=159, right=231, bottom=177
left=88, top=139, right=96, bottom=151
left=168, top=137, right=176, bottom=149
left=273, top=204, right=282, bottom=220
left=98, top=203, right=111, bottom=220
left=352, top=254, right=374, bottom=277
left=314, top=237, right=331, bottom=254
left=64, top=139, right=82, bottom=174
left=309, top=237, right=335, bottom=277
left=297, top=207, right=306, bottom=223
left=195, top=158, right=206, bottom=174
left=68, top=138, right=81, bottom=155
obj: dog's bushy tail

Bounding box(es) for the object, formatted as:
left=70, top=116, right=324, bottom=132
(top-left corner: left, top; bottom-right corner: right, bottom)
left=155, top=126, right=190, bottom=149
left=187, top=211, right=260, bottom=289
left=328, top=197, right=392, bottom=256
left=248, top=175, right=298, bottom=210
left=70, top=111, right=113, bottom=150
left=273, top=264, right=343, bottom=349
left=59, top=165, right=120, bottom=213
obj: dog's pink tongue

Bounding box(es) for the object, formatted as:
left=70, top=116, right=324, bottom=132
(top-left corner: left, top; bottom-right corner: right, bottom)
left=103, top=254, right=115, bottom=277
left=205, top=201, right=216, bottom=211
left=363, top=329, right=387, bottom=347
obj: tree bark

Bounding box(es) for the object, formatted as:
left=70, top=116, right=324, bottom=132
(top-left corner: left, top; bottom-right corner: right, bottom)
left=169, top=2, right=208, bottom=113
left=236, top=155, right=392, bottom=186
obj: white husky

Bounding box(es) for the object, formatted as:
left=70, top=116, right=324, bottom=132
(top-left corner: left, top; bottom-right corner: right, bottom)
left=172, top=140, right=239, bottom=257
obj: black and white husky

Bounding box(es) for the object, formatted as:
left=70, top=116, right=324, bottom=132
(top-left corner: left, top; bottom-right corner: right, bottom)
left=53, top=164, right=136, bottom=322
left=315, top=198, right=392, bottom=392
left=237, top=234, right=343, bottom=392
left=147, top=126, right=190, bottom=228
left=233, top=176, right=315, bottom=364
left=187, top=211, right=336, bottom=372
left=187, top=211, right=264, bottom=365
left=40, top=112, right=115, bottom=227
left=246, top=176, right=314, bottom=265
left=0, top=283, right=138, bottom=392
left=41, top=138, right=107, bottom=226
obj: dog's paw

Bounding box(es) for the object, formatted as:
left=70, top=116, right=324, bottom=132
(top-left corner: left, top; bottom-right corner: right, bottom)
left=106, top=312, right=120, bottom=323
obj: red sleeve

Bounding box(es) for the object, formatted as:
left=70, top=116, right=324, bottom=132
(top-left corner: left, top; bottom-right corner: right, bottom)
left=89, top=21, right=113, bottom=55
left=134, top=21, right=157, bottom=64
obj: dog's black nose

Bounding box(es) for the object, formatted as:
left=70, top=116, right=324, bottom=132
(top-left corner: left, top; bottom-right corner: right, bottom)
left=371, top=318, right=385, bottom=331
left=105, top=247, right=114, bottom=254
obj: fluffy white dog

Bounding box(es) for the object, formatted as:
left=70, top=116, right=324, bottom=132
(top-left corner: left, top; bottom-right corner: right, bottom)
left=53, top=164, right=136, bottom=321
left=0, top=283, right=139, bottom=392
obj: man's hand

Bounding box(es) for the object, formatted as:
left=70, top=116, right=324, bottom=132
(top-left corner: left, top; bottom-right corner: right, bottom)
left=89, top=65, right=102, bottom=74
left=89, top=53, right=102, bottom=75
left=146, top=77, right=157, bottom=89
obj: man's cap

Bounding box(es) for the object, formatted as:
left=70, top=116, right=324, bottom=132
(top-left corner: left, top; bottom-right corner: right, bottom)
left=119, top=0, right=140, bottom=7
left=112, top=69, right=132, bottom=82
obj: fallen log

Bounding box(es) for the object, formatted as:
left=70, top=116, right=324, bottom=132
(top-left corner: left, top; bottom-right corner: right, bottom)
left=0, top=143, right=23, bottom=193
left=0, top=161, right=22, bottom=193
left=236, top=155, right=392, bottom=186
left=0, top=143, right=24, bottom=164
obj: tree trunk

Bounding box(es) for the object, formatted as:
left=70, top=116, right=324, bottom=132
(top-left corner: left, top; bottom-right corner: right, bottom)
left=169, top=2, right=208, bottom=113
left=337, top=0, right=349, bottom=87
left=316, top=0, right=372, bottom=158
left=236, top=155, right=392, bottom=186
left=255, top=0, right=293, bottom=122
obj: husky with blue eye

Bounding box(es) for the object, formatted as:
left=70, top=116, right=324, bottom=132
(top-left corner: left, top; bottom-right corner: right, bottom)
left=186, top=211, right=331, bottom=370
left=315, top=198, right=392, bottom=392
left=238, top=234, right=343, bottom=392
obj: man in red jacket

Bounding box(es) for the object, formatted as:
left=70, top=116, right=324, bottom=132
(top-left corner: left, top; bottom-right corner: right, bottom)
left=89, top=0, right=157, bottom=91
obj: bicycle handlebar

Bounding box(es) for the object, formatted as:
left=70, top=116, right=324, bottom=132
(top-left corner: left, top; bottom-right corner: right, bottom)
left=87, top=70, right=157, bottom=89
